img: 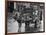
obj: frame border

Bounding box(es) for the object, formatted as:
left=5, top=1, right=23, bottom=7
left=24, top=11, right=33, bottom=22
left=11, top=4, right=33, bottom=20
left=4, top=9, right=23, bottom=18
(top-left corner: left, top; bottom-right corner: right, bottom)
left=5, top=1, right=45, bottom=35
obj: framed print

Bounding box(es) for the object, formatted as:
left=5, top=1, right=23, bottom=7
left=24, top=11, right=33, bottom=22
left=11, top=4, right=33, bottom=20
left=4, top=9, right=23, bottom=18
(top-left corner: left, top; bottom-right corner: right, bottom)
left=5, top=0, right=45, bottom=34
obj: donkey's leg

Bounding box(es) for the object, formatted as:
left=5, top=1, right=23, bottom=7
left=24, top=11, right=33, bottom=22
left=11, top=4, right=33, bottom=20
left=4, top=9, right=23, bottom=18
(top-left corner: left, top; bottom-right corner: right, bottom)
left=25, top=21, right=28, bottom=32
left=17, top=20, right=22, bottom=32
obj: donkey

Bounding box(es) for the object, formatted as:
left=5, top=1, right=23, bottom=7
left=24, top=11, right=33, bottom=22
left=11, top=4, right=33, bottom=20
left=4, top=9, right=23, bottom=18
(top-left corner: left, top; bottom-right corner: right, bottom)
left=13, top=12, right=24, bottom=32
